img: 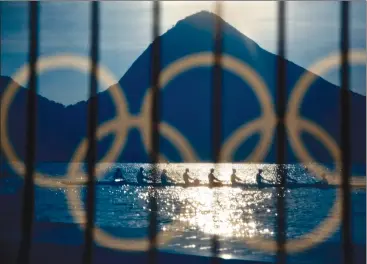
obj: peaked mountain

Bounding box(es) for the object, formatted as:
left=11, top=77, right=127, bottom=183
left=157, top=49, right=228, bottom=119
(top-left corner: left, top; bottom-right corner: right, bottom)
left=0, top=11, right=365, bottom=174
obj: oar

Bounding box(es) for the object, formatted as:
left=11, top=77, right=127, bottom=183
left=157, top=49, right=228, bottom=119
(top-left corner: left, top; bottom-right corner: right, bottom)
left=261, top=179, right=273, bottom=185
left=287, top=176, right=298, bottom=183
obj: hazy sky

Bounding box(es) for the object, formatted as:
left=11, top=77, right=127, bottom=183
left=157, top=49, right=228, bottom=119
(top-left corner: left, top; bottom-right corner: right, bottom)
left=1, top=1, right=366, bottom=105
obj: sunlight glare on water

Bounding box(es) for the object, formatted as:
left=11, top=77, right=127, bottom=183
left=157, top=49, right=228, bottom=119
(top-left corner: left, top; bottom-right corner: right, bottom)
left=166, top=186, right=275, bottom=239
left=1, top=162, right=362, bottom=259
left=63, top=163, right=339, bottom=244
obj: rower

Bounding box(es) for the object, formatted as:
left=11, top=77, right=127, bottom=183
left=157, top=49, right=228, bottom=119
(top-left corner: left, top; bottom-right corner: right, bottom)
left=183, top=168, right=194, bottom=185
left=256, top=169, right=265, bottom=185
left=319, top=173, right=328, bottom=184
left=137, top=167, right=150, bottom=184
left=161, top=169, right=175, bottom=185
left=306, top=167, right=328, bottom=185
left=208, top=168, right=222, bottom=186
left=274, top=168, right=297, bottom=184
left=230, top=168, right=242, bottom=185
left=114, top=168, right=125, bottom=182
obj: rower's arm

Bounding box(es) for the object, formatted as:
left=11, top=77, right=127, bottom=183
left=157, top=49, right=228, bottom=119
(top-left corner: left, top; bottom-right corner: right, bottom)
left=145, top=174, right=153, bottom=180
left=214, top=176, right=221, bottom=182
left=287, top=177, right=297, bottom=183
left=258, top=176, right=266, bottom=182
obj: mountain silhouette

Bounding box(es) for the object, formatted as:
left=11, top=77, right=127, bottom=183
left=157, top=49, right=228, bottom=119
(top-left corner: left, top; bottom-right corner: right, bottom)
left=0, top=11, right=365, bottom=174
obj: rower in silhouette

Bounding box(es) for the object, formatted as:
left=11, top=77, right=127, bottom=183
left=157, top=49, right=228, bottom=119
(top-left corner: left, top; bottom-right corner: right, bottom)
left=183, top=168, right=197, bottom=186
left=256, top=169, right=263, bottom=185
left=208, top=168, right=222, bottom=187
left=313, top=172, right=328, bottom=185
left=305, top=167, right=328, bottom=185
left=161, top=169, right=175, bottom=185
left=137, top=167, right=151, bottom=184
left=319, top=173, right=328, bottom=184
left=274, top=166, right=298, bottom=186
left=256, top=169, right=270, bottom=188
left=230, top=168, right=243, bottom=186
left=113, top=168, right=126, bottom=183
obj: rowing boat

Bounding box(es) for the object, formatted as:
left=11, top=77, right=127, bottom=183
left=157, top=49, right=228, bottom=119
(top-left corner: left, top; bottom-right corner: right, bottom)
left=59, top=180, right=348, bottom=189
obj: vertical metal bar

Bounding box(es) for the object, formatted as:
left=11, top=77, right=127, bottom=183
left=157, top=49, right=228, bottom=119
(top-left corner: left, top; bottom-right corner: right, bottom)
left=340, top=2, right=352, bottom=264
left=149, top=1, right=160, bottom=264
left=212, top=0, right=223, bottom=159
left=211, top=1, right=223, bottom=263
left=276, top=1, right=287, bottom=264
left=17, top=2, right=39, bottom=264
left=83, top=2, right=99, bottom=264
left=151, top=0, right=161, bottom=165
left=0, top=2, right=3, bottom=179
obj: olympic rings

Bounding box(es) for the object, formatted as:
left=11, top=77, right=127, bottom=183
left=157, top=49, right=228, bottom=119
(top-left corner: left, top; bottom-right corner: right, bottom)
left=0, top=54, right=129, bottom=188
left=1, top=49, right=365, bottom=254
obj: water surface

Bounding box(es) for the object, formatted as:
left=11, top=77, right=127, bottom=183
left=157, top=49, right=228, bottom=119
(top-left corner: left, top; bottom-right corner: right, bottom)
left=0, top=163, right=365, bottom=262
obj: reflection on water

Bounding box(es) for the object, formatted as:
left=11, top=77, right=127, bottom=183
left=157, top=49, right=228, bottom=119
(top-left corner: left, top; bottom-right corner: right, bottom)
left=165, top=187, right=274, bottom=239
left=63, top=164, right=338, bottom=247
left=1, top=163, right=365, bottom=259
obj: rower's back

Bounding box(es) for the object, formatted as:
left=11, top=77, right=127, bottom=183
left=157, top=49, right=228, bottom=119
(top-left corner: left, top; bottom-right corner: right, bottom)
left=137, top=168, right=144, bottom=184
left=230, top=173, right=236, bottom=184
left=161, top=170, right=168, bottom=185
left=183, top=172, right=189, bottom=184
left=183, top=169, right=191, bottom=185
left=114, top=169, right=123, bottom=180
left=256, top=169, right=263, bottom=185
left=161, top=174, right=167, bottom=185
left=208, top=172, right=214, bottom=185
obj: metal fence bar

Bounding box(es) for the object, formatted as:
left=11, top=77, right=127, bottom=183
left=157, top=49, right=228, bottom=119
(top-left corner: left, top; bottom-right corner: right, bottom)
left=0, top=2, right=2, bottom=180
left=83, top=2, right=99, bottom=264
left=149, top=1, right=161, bottom=264
left=150, top=0, right=161, bottom=167
left=17, top=2, right=39, bottom=264
left=340, top=2, right=352, bottom=264
left=276, top=1, right=287, bottom=263
left=211, top=1, right=223, bottom=263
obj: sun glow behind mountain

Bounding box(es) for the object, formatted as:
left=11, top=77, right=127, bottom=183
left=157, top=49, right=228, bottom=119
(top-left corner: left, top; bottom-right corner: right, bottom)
left=147, top=1, right=277, bottom=42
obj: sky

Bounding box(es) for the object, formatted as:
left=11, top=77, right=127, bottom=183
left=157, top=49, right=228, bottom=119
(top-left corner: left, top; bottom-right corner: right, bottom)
left=1, top=1, right=366, bottom=105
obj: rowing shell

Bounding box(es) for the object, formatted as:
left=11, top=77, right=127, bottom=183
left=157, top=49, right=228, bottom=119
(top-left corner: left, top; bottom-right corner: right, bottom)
left=58, top=180, right=364, bottom=190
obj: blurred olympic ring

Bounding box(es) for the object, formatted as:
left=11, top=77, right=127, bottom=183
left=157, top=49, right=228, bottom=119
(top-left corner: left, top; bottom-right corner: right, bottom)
left=66, top=124, right=181, bottom=251
left=244, top=117, right=344, bottom=252
left=140, top=52, right=276, bottom=163
left=243, top=49, right=367, bottom=253
left=0, top=54, right=130, bottom=188
left=287, top=49, right=367, bottom=186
